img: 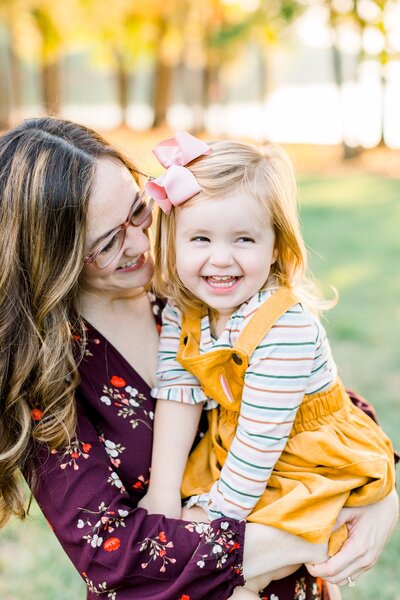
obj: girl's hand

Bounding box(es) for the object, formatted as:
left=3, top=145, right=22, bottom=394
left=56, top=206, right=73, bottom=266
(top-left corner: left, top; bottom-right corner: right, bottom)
left=138, top=489, right=182, bottom=519
left=307, top=489, right=399, bottom=586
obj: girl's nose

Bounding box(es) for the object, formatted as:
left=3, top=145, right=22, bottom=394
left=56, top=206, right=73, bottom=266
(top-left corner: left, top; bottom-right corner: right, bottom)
left=209, top=244, right=234, bottom=267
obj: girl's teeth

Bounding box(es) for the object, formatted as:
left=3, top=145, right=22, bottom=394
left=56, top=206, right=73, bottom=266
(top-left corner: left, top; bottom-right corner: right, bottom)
left=206, top=276, right=237, bottom=288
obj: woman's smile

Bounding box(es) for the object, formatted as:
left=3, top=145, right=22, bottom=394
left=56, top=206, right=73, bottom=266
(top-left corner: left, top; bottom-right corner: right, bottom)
left=116, top=253, right=146, bottom=272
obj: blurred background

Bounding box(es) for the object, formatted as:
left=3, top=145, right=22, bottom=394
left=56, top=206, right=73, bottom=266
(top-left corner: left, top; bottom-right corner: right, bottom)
left=0, top=0, right=399, bottom=598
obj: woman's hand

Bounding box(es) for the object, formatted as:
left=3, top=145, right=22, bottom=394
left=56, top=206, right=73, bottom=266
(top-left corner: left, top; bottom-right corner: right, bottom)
left=307, top=489, right=399, bottom=586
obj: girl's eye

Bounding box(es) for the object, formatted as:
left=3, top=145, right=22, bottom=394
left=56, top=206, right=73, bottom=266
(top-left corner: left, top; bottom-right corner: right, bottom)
left=237, top=237, right=255, bottom=243
left=191, top=236, right=210, bottom=242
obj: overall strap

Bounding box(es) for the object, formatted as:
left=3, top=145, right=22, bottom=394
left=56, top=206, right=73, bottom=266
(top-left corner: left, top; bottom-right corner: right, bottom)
left=180, top=311, right=203, bottom=353
left=234, top=287, right=300, bottom=358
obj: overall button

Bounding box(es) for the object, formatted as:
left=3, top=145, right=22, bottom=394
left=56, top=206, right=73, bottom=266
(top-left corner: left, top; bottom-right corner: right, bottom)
left=232, top=353, right=243, bottom=365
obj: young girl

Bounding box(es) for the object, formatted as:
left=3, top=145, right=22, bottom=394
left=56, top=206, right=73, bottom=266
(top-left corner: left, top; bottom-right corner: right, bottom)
left=139, top=131, right=395, bottom=597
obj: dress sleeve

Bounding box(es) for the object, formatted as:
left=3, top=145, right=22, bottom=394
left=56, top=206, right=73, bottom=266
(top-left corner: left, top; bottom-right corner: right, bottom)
left=151, top=302, right=211, bottom=406
left=208, top=306, right=320, bottom=520
left=30, top=402, right=245, bottom=600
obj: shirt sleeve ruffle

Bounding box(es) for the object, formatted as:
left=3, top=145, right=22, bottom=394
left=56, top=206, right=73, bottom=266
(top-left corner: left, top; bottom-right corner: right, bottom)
left=152, top=384, right=217, bottom=409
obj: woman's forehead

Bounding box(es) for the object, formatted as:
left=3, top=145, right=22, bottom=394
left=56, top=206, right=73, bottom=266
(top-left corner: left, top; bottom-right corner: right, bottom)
left=86, top=157, right=138, bottom=245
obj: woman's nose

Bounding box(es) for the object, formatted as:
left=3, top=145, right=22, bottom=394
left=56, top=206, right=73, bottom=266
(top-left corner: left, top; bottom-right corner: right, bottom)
left=124, top=221, right=150, bottom=254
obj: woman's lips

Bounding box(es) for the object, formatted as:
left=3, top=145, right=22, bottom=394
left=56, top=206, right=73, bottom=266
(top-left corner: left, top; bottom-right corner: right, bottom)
left=117, top=253, right=146, bottom=273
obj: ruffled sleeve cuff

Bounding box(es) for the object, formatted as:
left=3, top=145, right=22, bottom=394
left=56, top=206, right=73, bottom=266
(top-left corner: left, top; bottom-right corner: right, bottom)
left=151, top=385, right=217, bottom=410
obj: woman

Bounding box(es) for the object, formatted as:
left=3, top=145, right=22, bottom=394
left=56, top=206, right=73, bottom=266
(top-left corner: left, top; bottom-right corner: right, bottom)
left=0, top=117, right=397, bottom=600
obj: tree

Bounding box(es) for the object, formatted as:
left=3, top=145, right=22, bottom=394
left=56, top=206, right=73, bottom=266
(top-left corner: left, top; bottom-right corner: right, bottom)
left=0, top=0, right=24, bottom=127
left=30, top=4, right=63, bottom=115
left=320, top=0, right=400, bottom=152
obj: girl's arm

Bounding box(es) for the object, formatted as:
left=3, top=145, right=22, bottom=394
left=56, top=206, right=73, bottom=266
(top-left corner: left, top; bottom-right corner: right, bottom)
left=140, top=301, right=209, bottom=517
left=208, top=310, right=317, bottom=520
left=139, top=399, right=202, bottom=517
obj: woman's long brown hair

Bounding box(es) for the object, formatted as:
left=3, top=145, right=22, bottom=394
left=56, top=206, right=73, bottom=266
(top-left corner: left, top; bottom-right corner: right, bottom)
left=0, top=117, right=139, bottom=527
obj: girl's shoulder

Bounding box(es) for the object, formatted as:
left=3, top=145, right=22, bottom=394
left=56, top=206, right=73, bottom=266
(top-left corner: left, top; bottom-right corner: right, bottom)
left=160, top=298, right=184, bottom=329
left=243, top=288, right=319, bottom=325
left=256, top=288, right=328, bottom=345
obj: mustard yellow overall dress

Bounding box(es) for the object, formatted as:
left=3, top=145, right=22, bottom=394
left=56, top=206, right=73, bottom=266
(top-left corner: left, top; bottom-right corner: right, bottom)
left=178, top=287, right=395, bottom=555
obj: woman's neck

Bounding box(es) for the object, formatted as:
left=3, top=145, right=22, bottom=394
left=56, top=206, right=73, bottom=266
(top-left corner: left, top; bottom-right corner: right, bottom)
left=77, top=286, right=148, bottom=323
left=77, top=286, right=159, bottom=388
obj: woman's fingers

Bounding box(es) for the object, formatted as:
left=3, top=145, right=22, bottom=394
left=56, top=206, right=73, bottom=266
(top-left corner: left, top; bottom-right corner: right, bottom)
left=306, top=531, right=378, bottom=585
left=308, top=490, right=399, bottom=585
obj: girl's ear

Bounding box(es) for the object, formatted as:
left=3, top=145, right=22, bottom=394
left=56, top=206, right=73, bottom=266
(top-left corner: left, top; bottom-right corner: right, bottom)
left=271, top=244, right=278, bottom=266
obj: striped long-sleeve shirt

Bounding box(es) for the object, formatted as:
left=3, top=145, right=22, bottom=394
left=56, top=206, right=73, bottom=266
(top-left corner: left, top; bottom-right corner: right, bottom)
left=151, top=289, right=338, bottom=520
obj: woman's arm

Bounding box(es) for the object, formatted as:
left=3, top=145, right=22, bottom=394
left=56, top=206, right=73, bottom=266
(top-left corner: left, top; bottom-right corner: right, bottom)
left=307, top=488, right=399, bottom=586
left=29, top=403, right=245, bottom=600
left=182, top=506, right=329, bottom=594
left=242, top=522, right=328, bottom=581
left=30, top=402, right=327, bottom=600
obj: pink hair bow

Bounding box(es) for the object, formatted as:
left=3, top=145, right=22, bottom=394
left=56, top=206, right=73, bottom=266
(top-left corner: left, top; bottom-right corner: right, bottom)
left=145, top=131, right=211, bottom=214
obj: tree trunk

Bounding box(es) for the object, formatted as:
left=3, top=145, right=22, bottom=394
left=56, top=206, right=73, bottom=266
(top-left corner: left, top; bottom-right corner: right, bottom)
left=255, top=42, right=268, bottom=102
left=0, top=50, right=11, bottom=129
left=152, top=58, right=172, bottom=128
left=377, top=68, right=386, bottom=147
left=0, top=29, right=23, bottom=129
left=203, top=61, right=221, bottom=107
left=330, top=30, right=360, bottom=159
left=41, top=59, right=61, bottom=116
left=114, top=48, right=129, bottom=127
left=8, top=42, right=23, bottom=122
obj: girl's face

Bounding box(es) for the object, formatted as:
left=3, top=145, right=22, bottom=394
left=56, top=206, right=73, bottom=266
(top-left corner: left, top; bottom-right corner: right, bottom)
left=81, top=157, right=154, bottom=296
left=175, top=192, right=277, bottom=317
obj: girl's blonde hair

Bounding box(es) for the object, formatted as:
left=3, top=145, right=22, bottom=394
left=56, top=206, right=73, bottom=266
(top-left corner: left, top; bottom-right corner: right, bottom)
left=154, top=139, right=329, bottom=314
left=0, top=117, right=140, bottom=527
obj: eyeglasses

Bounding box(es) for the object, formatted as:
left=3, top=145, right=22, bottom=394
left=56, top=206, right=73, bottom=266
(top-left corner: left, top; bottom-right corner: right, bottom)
left=84, top=190, right=154, bottom=269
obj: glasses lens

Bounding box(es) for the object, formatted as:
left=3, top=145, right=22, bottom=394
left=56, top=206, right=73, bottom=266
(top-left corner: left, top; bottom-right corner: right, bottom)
left=130, top=195, right=154, bottom=226
left=95, top=229, right=125, bottom=269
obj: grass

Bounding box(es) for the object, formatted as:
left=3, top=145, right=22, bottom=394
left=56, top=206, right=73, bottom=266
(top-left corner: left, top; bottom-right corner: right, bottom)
left=300, top=173, right=400, bottom=600
left=0, top=148, right=399, bottom=598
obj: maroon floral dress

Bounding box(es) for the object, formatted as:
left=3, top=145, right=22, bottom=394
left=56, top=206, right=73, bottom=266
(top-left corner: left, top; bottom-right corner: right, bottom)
left=30, top=296, right=331, bottom=599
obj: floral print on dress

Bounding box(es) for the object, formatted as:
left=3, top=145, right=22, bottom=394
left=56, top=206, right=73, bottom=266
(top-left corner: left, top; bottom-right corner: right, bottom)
left=184, top=520, right=243, bottom=573
left=138, top=530, right=177, bottom=572
left=82, top=571, right=117, bottom=599
left=77, top=501, right=128, bottom=551
left=294, top=577, right=307, bottom=600
left=107, top=467, right=126, bottom=492
left=52, top=439, right=92, bottom=471
left=311, top=578, right=323, bottom=600
left=100, top=377, right=154, bottom=431
left=98, top=434, right=126, bottom=469
left=73, top=324, right=96, bottom=358
left=132, top=474, right=149, bottom=492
